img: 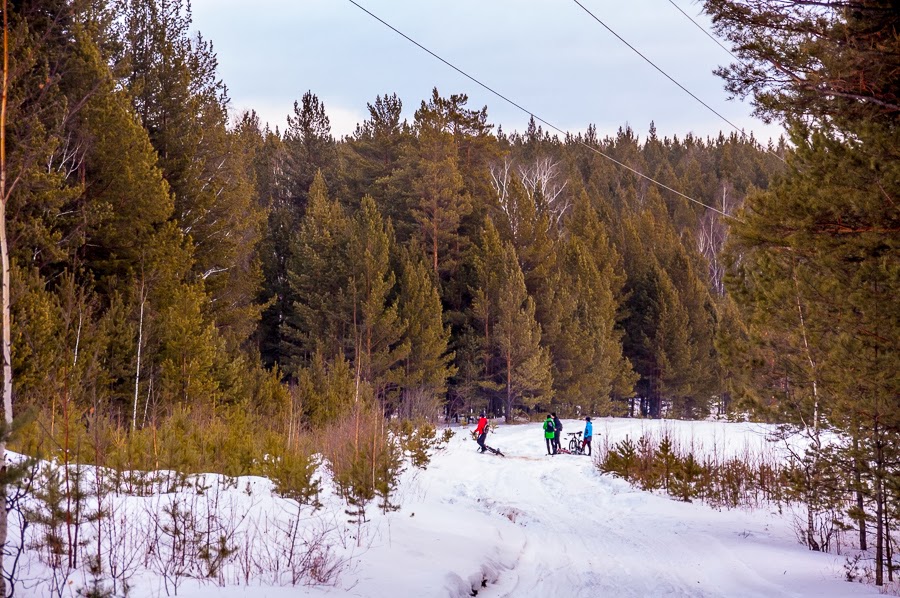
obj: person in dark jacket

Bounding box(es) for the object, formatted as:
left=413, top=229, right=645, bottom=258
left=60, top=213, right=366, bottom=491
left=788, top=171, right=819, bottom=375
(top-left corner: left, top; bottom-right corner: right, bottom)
left=474, top=412, right=488, bottom=453
left=543, top=414, right=556, bottom=455
left=552, top=413, right=562, bottom=454
left=583, top=416, right=593, bottom=456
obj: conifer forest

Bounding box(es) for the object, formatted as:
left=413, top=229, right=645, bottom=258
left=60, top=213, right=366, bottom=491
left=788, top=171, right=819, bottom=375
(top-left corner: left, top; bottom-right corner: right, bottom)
left=0, top=0, right=896, bottom=594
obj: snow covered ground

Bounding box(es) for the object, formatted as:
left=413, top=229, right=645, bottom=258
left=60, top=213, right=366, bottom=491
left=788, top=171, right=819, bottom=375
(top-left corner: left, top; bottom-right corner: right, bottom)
left=15, top=418, right=880, bottom=597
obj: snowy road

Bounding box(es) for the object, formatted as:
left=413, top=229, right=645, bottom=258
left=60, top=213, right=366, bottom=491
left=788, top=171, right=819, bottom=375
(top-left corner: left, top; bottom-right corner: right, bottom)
left=164, top=419, right=878, bottom=598
left=403, top=420, right=876, bottom=598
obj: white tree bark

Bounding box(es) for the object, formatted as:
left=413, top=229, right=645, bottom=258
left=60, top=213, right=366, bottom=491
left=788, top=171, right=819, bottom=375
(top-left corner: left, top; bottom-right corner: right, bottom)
left=132, top=282, right=145, bottom=432
left=0, top=2, right=13, bottom=592
left=490, top=156, right=570, bottom=234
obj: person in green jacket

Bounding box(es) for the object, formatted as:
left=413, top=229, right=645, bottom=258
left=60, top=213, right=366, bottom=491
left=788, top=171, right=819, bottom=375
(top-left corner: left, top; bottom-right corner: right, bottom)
left=543, top=414, right=556, bottom=455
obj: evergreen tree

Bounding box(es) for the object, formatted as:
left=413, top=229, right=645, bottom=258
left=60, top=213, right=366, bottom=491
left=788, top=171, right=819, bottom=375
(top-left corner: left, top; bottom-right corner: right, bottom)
left=555, top=191, right=636, bottom=413
left=726, top=124, right=899, bottom=571
left=410, top=105, right=470, bottom=279
left=342, top=93, right=409, bottom=209
left=396, top=251, right=456, bottom=419
left=382, top=90, right=475, bottom=283
left=618, top=203, right=717, bottom=418
left=116, top=0, right=265, bottom=348
left=297, top=351, right=356, bottom=428
left=709, top=0, right=899, bottom=580
left=493, top=241, right=553, bottom=422
left=346, top=196, right=409, bottom=408
left=469, top=218, right=505, bottom=411
left=470, top=219, right=552, bottom=420
left=263, top=91, right=339, bottom=366
left=244, top=121, right=293, bottom=366
left=704, top=0, right=900, bottom=127
left=283, top=90, right=339, bottom=206
left=283, top=171, right=351, bottom=372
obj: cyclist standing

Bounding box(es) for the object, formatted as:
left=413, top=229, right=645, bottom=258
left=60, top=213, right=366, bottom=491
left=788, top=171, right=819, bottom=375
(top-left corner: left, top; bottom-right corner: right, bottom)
left=474, top=411, right=489, bottom=453
left=543, top=414, right=556, bottom=455
left=583, top=416, right=593, bottom=456
left=552, top=413, right=563, bottom=454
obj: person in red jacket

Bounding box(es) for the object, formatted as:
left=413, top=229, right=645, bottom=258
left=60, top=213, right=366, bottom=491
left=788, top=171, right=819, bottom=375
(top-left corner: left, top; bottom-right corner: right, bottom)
left=474, top=411, right=488, bottom=453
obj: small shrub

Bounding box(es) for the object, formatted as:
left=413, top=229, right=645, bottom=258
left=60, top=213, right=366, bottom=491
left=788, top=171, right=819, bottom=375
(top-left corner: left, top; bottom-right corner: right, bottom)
left=264, top=436, right=322, bottom=508
left=394, top=420, right=452, bottom=469
left=656, top=435, right=677, bottom=492
left=601, top=436, right=638, bottom=480
left=670, top=452, right=703, bottom=502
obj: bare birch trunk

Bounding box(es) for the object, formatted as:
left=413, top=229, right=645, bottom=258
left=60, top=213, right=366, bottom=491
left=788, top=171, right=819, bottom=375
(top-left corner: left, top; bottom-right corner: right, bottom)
left=132, top=282, right=145, bottom=431
left=793, top=270, right=826, bottom=551
left=874, top=421, right=886, bottom=586
left=793, top=272, right=819, bottom=442
left=0, top=2, right=12, bottom=592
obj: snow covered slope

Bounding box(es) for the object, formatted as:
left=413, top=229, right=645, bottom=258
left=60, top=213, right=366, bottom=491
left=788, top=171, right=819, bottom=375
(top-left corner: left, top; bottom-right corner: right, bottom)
left=37, top=418, right=876, bottom=597
left=396, top=419, right=874, bottom=598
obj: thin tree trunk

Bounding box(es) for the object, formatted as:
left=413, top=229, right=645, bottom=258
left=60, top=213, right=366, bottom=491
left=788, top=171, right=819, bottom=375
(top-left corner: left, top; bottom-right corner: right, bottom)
left=63, top=366, right=74, bottom=567
left=0, top=0, right=10, bottom=427
left=853, top=435, right=867, bottom=550
left=132, top=282, right=145, bottom=431
left=353, top=284, right=360, bottom=449
left=432, top=217, right=438, bottom=274
left=0, top=1, right=12, bottom=592
left=142, top=375, right=152, bottom=428
left=93, top=388, right=102, bottom=577
left=505, top=351, right=512, bottom=424
left=876, top=439, right=884, bottom=586
left=887, top=505, right=894, bottom=583
left=806, top=493, right=820, bottom=551
left=793, top=271, right=820, bottom=445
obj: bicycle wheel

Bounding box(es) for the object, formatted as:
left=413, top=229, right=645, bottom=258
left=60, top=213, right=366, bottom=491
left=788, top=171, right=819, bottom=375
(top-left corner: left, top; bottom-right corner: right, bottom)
left=568, top=438, right=579, bottom=453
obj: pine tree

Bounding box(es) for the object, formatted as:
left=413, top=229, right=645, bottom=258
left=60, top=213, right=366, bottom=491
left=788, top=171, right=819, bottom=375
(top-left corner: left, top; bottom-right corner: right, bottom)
left=556, top=234, right=633, bottom=414
left=469, top=218, right=505, bottom=412
left=704, top=0, right=900, bottom=127
left=262, top=91, right=339, bottom=367
left=410, top=108, right=470, bottom=279
left=297, top=351, right=356, bottom=428
left=155, top=283, right=220, bottom=407
left=240, top=116, right=289, bottom=346
left=76, top=58, right=176, bottom=287
left=116, top=0, right=265, bottom=348
left=422, top=89, right=497, bottom=235
left=342, top=93, right=409, bottom=209
left=492, top=241, right=553, bottom=421
left=283, top=91, right=339, bottom=205
left=708, top=0, right=899, bottom=580
left=346, top=196, right=409, bottom=408
left=396, top=251, right=456, bottom=419
left=283, top=171, right=351, bottom=372
left=726, top=124, right=899, bottom=570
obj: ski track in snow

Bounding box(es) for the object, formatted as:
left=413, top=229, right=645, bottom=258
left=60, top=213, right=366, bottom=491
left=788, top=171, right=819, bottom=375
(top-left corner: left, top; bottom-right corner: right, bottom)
left=35, top=418, right=878, bottom=598
left=415, top=420, right=875, bottom=598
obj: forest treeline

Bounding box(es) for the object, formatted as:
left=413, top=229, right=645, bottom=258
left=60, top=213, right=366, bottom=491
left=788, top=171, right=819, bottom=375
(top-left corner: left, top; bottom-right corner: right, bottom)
left=3, top=0, right=785, bottom=431
left=0, top=0, right=897, bottom=588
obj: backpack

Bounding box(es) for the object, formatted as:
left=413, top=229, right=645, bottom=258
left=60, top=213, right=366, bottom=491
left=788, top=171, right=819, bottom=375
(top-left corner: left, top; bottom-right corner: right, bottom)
left=544, top=420, right=553, bottom=433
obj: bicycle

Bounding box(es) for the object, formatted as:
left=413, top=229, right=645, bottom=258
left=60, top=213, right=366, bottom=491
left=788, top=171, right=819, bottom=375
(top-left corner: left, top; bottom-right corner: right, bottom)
left=566, top=431, right=585, bottom=455
left=471, top=427, right=505, bottom=457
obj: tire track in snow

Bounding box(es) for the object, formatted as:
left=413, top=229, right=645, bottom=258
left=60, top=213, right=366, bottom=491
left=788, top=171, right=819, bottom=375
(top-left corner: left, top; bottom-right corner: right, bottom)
left=440, top=422, right=871, bottom=598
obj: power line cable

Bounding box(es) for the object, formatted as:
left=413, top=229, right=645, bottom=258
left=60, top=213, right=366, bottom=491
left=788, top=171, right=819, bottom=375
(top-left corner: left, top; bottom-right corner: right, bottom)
left=666, top=0, right=738, bottom=61
left=571, top=0, right=745, bottom=136
left=571, top=0, right=784, bottom=163
left=344, top=0, right=737, bottom=220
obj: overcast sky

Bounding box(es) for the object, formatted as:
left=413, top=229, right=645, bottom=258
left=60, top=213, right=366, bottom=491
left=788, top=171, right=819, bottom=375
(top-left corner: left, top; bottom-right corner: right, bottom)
left=190, top=0, right=785, bottom=143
